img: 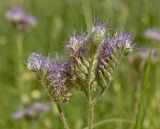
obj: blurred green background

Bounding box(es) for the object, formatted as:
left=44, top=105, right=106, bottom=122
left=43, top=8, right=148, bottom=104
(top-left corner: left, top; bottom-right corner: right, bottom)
left=0, top=0, right=160, bottom=129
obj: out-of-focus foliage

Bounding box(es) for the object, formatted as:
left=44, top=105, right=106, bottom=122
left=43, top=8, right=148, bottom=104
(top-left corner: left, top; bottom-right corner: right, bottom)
left=0, top=0, right=159, bottom=129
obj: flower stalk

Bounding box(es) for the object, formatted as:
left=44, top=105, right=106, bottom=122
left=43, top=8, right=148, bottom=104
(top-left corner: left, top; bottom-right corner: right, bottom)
left=16, top=32, right=24, bottom=91
left=56, top=104, right=70, bottom=129
left=88, top=97, right=94, bottom=129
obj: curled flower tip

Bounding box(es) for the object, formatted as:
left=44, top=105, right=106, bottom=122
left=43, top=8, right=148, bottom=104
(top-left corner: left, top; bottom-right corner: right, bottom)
left=27, top=52, right=49, bottom=72
left=92, top=23, right=106, bottom=36
left=91, top=23, right=107, bottom=44
left=144, top=28, right=160, bottom=41
left=67, top=32, right=87, bottom=58
left=5, top=7, right=37, bottom=30
left=112, top=32, right=134, bottom=54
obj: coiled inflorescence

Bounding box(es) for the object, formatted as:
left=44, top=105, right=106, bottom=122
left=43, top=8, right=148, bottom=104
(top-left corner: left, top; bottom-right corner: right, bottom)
left=27, top=53, right=74, bottom=103
left=66, top=22, right=134, bottom=96
left=97, top=32, right=134, bottom=88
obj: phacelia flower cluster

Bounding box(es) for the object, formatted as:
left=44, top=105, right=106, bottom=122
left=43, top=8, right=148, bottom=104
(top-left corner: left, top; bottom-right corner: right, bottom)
left=5, top=7, right=37, bottom=31
left=27, top=21, right=134, bottom=103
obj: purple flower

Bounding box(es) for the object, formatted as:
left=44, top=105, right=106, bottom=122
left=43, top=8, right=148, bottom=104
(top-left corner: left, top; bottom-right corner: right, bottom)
left=91, top=23, right=107, bottom=45
left=46, top=58, right=72, bottom=102
left=97, top=31, right=134, bottom=83
left=5, top=7, right=37, bottom=30
left=130, top=48, right=158, bottom=72
left=112, top=32, right=134, bottom=50
left=144, top=28, right=160, bottom=41
left=99, top=32, right=133, bottom=64
left=92, top=23, right=106, bottom=36
left=67, top=32, right=87, bottom=58
left=12, top=102, right=50, bottom=120
left=100, top=40, right=113, bottom=62
left=27, top=53, right=74, bottom=103
left=139, top=48, right=158, bottom=60
left=27, top=52, right=50, bottom=72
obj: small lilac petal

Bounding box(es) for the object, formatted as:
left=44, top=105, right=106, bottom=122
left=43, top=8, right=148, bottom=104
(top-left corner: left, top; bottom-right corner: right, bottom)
left=138, top=48, right=158, bottom=61
left=12, top=102, right=50, bottom=120
left=24, top=16, right=37, bottom=26
left=5, top=7, right=25, bottom=22
left=92, top=23, right=106, bottom=36
left=5, top=7, right=37, bottom=30
left=67, top=32, right=87, bottom=57
left=100, top=40, right=112, bottom=61
left=144, top=28, right=160, bottom=41
left=12, top=110, right=25, bottom=120
left=27, top=52, right=50, bottom=72
left=130, top=48, right=158, bottom=72
left=111, top=32, right=134, bottom=53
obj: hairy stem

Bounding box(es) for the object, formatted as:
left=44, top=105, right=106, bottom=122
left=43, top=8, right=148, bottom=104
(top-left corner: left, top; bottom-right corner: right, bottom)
left=57, top=104, right=70, bottom=129
left=88, top=98, right=94, bottom=129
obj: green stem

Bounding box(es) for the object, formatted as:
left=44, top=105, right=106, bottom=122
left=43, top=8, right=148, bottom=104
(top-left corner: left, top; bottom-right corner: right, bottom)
left=57, top=104, right=70, bottom=129
left=135, top=51, right=151, bottom=129
left=16, top=33, right=24, bottom=91
left=88, top=97, right=94, bottom=129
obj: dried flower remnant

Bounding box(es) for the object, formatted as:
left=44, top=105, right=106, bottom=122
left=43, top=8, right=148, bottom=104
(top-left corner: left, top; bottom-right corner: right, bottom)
left=5, top=7, right=37, bottom=31
left=12, top=102, right=50, bottom=120
left=144, top=28, right=160, bottom=41
left=130, top=48, right=158, bottom=72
